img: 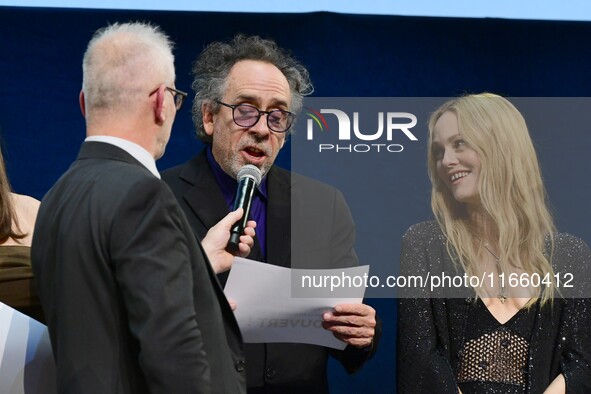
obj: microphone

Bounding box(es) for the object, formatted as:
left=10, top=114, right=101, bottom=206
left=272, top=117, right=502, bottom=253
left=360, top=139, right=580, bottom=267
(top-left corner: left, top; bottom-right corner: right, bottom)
left=227, top=164, right=262, bottom=253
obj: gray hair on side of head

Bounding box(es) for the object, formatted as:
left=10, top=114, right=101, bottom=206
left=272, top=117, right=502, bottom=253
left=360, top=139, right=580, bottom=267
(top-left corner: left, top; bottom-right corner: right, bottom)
left=191, top=34, right=314, bottom=143
left=82, top=22, right=175, bottom=116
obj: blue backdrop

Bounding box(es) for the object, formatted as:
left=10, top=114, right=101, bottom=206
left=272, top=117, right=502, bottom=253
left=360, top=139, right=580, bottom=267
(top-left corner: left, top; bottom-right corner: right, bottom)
left=1, top=6, right=590, bottom=393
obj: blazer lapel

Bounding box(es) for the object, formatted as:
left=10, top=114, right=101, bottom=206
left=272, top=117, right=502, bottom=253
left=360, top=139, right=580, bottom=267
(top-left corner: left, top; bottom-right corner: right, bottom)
left=178, top=152, right=290, bottom=268
left=175, top=153, right=244, bottom=339
left=266, top=166, right=291, bottom=268
left=179, top=152, right=230, bottom=240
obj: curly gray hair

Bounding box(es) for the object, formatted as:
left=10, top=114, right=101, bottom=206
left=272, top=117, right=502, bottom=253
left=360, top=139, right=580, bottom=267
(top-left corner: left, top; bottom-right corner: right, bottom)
left=191, top=34, right=314, bottom=142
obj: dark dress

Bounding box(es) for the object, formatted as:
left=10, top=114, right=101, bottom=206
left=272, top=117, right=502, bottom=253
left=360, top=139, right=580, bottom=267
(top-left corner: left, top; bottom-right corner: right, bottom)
left=0, top=245, right=44, bottom=322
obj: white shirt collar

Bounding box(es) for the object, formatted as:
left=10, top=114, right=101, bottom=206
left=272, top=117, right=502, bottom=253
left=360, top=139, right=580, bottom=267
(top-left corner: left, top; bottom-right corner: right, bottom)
left=85, top=136, right=160, bottom=179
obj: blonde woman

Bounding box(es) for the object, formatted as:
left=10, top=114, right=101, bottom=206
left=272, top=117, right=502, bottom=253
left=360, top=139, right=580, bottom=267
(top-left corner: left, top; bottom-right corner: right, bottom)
left=0, top=147, right=43, bottom=322
left=397, top=94, right=591, bottom=393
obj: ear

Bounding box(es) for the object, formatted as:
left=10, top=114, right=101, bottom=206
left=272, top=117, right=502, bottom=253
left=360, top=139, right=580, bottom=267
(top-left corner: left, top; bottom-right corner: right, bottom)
left=154, top=85, right=167, bottom=125
left=79, top=90, right=86, bottom=117
left=202, top=101, right=215, bottom=136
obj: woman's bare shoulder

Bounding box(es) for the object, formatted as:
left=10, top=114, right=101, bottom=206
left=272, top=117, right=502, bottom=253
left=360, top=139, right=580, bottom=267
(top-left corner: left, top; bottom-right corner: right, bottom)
left=11, top=193, right=40, bottom=221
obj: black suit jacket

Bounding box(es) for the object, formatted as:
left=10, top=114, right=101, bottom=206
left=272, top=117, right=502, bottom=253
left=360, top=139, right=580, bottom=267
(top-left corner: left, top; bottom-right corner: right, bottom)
left=162, top=150, right=379, bottom=394
left=31, top=142, right=245, bottom=394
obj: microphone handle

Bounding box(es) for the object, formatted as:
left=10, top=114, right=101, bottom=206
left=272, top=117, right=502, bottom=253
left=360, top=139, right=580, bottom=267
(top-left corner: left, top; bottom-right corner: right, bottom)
left=227, top=177, right=256, bottom=253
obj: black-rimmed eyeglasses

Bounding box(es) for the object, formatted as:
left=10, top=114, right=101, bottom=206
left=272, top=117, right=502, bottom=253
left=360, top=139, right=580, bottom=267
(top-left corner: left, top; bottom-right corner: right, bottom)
left=149, top=86, right=188, bottom=110
left=216, top=100, right=295, bottom=133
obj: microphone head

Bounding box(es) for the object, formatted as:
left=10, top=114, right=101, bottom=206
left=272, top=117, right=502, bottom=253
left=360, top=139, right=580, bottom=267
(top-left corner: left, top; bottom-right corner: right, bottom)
left=237, top=164, right=262, bottom=186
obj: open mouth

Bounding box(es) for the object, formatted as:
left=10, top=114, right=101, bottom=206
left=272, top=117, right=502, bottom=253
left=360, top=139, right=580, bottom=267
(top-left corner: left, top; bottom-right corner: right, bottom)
left=244, top=147, right=265, bottom=158
left=450, top=171, right=469, bottom=183
left=242, top=146, right=267, bottom=163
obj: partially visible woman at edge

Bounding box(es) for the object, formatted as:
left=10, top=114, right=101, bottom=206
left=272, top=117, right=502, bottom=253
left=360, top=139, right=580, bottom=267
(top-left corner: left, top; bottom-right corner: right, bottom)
left=397, top=93, right=591, bottom=393
left=0, top=146, right=43, bottom=322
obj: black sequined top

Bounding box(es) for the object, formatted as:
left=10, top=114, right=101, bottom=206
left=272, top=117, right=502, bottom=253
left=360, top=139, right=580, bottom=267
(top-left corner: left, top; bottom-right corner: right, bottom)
left=397, top=221, right=591, bottom=394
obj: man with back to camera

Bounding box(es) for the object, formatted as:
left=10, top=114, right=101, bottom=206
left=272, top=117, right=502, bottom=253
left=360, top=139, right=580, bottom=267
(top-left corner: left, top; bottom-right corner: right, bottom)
left=162, top=34, right=380, bottom=394
left=31, top=23, right=255, bottom=394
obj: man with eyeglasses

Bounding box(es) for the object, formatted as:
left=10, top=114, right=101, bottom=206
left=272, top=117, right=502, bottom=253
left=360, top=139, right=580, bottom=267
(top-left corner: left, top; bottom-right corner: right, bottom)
left=163, top=34, right=379, bottom=394
left=31, top=23, right=251, bottom=393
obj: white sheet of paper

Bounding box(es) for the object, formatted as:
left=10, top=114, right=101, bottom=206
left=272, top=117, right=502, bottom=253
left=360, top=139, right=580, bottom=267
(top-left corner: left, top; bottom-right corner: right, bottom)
left=224, top=257, right=369, bottom=350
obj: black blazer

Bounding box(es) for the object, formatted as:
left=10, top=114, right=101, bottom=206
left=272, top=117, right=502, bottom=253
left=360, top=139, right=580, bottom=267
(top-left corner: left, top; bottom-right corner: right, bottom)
left=397, top=221, right=591, bottom=394
left=162, top=150, right=379, bottom=394
left=31, top=142, right=245, bottom=394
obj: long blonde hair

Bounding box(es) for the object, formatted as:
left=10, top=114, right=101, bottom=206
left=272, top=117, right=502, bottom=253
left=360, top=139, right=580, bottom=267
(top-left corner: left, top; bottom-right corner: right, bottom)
left=428, top=93, right=556, bottom=303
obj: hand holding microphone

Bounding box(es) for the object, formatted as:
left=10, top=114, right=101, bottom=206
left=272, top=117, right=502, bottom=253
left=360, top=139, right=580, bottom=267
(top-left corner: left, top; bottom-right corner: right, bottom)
left=201, top=207, right=256, bottom=274
left=226, top=164, right=262, bottom=253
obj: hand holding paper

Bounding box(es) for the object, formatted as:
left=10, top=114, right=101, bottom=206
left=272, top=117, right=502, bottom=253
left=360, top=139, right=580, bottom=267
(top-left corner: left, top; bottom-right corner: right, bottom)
left=224, top=257, right=369, bottom=350
left=322, top=303, right=376, bottom=348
